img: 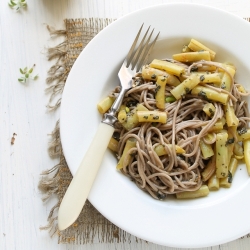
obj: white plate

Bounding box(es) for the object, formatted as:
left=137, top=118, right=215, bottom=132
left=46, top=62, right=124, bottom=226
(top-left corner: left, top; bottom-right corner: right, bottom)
left=60, top=3, right=250, bottom=248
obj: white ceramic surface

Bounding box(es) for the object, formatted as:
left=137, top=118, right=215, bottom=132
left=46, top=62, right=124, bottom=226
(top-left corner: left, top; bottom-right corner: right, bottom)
left=60, top=3, right=250, bottom=248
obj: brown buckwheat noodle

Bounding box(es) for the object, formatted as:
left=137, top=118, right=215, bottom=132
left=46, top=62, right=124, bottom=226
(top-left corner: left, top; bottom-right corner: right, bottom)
left=109, top=60, right=250, bottom=200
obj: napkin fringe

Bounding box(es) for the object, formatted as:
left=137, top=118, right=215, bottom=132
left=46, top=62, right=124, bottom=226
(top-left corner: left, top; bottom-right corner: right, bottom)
left=47, top=120, right=62, bottom=157
left=46, top=25, right=68, bottom=111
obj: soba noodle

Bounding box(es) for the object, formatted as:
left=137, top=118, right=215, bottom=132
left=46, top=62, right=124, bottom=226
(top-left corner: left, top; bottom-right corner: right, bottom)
left=105, top=54, right=250, bottom=200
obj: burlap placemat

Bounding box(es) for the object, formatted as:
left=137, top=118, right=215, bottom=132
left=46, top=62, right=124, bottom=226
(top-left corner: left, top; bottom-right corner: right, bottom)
left=39, top=17, right=250, bottom=245
left=38, top=18, right=137, bottom=244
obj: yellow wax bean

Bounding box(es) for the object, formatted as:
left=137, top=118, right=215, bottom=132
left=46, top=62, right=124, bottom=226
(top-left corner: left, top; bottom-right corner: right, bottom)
left=118, top=110, right=127, bottom=123
left=137, top=111, right=167, bottom=123
left=219, top=63, right=236, bottom=71
left=121, top=104, right=148, bottom=131
left=208, top=172, right=220, bottom=191
left=135, top=103, right=149, bottom=112
left=154, top=144, right=185, bottom=156
left=243, top=140, right=250, bottom=175
left=199, top=139, right=214, bottom=159
left=201, top=155, right=216, bottom=181
left=170, top=74, right=200, bottom=100
left=150, top=59, right=185, bottom=77
left=172, top=51, right=211, bottom=63
left=203, top=133, right=216, bottom=144
left=155, top=76, right=167, bottom=109
left=203, top=103, right=215, bottom=117
left=176, top=185, right=209, bottom=199
left=108, top=137, right=119, bottom=152
left=208, top=121, right=224, bottom=133
left=116, top=138, right=137, bottom=170
left=187, top=39, right=216, bottom=60
left=193, top=73, right=221, bottom=84
left=224, top=103, right=239, bottom=127
left=220, top=66, right=235, bottom=91
left=191, top=86, right=229, bottom=105
left=236, top=84, right=247, bottom=94
left=237, top=128, right=250, bottom=141
left=233, top=142, right=244, bottom=159
left=221, top=117, right=226, bottom=126
left=227, top=129, right=235, bottom=162
left=97, top=96, right=115, bottom=114
left=216, top=131, right=228, bottom=178
left=197, top=65, right=217, bottom=72
left=121, top=112, right=138, bottom=131
left=220, top=157, right=238, bottom=188
left=141, top=66, right=180, bottom=86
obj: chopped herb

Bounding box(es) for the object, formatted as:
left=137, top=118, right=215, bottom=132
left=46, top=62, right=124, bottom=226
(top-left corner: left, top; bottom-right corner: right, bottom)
left=143, top=116, right=148, bottom=119
left=165, top=96, right=176, bottom=103
left=157, top=192, right=166, bottom=200
left=200, top=75, right=205, bottom=81
left=161, top=76, right=167, bottom=82
left=225, top=138, right=235, bottom=146
left=221, top=172, right=226, bottom=177
left=151, top=74, right=157, bottom=80
left=153, top=116, right=159, bottom=120
left=113, top=132, right=120, bottom=141
left=221, top=82, right=226, bottom=89
left=191, top=66, right=198, bottom=72
left=134, top=77, right=143, bottom=86
left=209, top=108, right=214, bottom=116
left=185, top=87, right=190, bottom=94
left=126, top=100, right=138, bottom=107
left=155, top=85, right=161, bottom=94
left=238, top=127, right=247, bottom=135
left=228, top=171, right=233, bottom=183
left=198, top=90, right=208, bottom=99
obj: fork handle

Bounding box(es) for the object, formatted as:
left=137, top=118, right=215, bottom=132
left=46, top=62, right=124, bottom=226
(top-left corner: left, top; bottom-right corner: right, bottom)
left=58, top=122, right=114, bottom=231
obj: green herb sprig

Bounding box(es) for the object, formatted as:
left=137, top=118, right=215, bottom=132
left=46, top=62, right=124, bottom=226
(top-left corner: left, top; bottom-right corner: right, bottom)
left=18, top=64, right=38, bottom=83
left=9, top=0, right=27, bottom=11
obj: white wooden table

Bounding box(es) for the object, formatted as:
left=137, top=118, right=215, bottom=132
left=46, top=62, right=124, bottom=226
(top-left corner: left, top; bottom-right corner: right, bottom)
left=1, top=0, right=250, bottom=249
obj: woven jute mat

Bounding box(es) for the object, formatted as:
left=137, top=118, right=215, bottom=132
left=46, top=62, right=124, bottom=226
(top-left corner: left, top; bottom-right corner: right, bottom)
left=39, top=18, right=137, bottom=244
left=39, top=17, right=250, bottom=245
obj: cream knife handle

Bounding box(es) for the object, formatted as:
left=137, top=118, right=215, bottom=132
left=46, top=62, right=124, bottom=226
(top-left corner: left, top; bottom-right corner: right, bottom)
left=58, top=122, right=114, bottom=231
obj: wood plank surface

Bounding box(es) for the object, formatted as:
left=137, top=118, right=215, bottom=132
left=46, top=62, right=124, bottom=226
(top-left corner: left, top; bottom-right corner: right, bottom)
left=1, top=0, right=250, bottom=249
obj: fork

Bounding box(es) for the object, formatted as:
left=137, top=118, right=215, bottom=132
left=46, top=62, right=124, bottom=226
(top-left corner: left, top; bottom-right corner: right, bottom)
left=58, top=24, right=159, bottom=231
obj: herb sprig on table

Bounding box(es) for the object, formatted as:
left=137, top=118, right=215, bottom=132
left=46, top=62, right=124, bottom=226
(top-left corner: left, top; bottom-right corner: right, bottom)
left=9, top=0, right=27, bottom=11
left=18, top=64, right=38, bottom=83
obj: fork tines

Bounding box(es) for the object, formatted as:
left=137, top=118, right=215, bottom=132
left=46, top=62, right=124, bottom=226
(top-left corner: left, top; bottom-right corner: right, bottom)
left=125, top=24, right=160, bottom=72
